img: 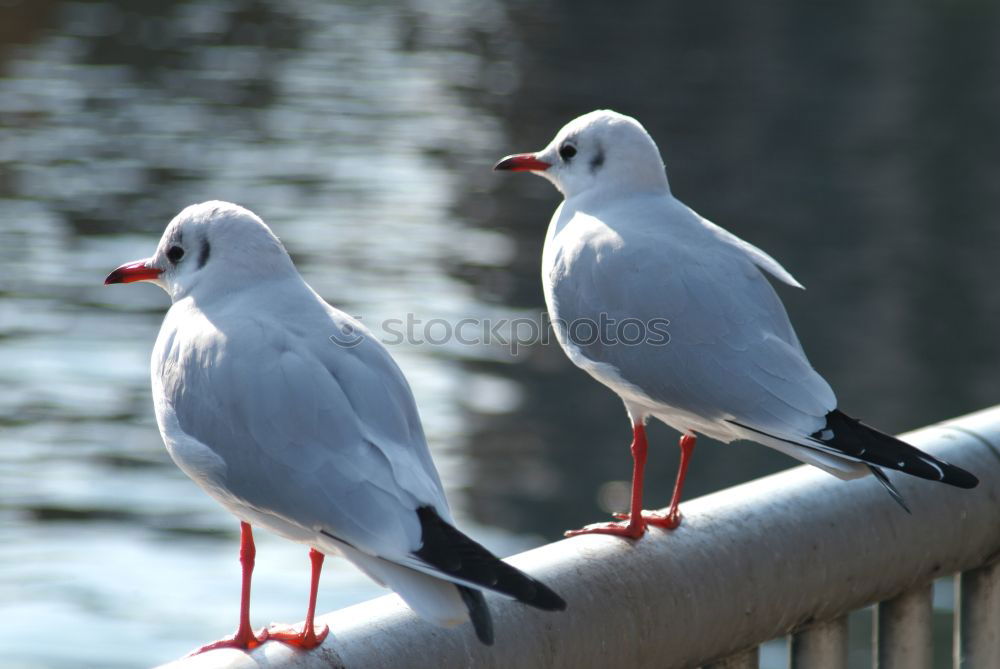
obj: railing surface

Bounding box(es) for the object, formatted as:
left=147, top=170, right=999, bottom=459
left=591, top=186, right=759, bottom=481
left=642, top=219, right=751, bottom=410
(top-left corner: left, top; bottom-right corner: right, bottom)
left=160, top=405, right=1000, bottom=669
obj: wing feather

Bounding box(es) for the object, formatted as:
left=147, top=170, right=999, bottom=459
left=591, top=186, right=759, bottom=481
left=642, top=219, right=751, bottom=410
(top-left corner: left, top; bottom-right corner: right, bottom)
left=544, top=201, right=835, bottom=440
left=156, top=285, right=450, bottom=563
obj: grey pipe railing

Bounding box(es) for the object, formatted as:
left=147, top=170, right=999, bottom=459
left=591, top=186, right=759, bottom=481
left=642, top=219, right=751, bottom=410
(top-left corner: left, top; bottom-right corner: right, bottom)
left=160, top=405, right=1000, bottom=669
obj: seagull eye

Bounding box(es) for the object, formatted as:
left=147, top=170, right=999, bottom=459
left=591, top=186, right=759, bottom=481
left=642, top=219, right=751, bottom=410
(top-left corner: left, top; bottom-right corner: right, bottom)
left=166, top=245, right=185, bottom=264
left=559, top=144, right=577, bottom=161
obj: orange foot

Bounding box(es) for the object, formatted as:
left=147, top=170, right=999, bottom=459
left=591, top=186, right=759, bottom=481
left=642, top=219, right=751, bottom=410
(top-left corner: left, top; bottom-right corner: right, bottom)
left=613, top=509, right=682, bottom=530
left=186, top=627, right=269, bottom=656
left=267, top=623, right=330, bottom=650
left=564, top=519, right=647, bottom=540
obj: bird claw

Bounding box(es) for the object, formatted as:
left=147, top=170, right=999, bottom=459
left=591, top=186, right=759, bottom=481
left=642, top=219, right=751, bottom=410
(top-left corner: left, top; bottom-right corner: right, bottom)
left=564, top=519, right=647, bottom=540
left=267, top=623, right=330, bottom=650
left=612, top=509, right=683, bottom=530
left=185, top=627, right=270, bottom=656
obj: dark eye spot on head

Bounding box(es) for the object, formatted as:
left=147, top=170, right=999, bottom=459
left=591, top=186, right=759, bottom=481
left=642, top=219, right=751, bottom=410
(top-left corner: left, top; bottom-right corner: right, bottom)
left=559, top=143, right=577, bottom=161
left=197, top=238, right=211, bottom=269
left=166, top=245, right=185, bottom=264
left=590, top=148, right=605, bottom=173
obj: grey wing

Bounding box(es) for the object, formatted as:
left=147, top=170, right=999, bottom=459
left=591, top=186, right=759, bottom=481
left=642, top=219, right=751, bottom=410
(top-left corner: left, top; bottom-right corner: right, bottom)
left=549, top=224, right=836, bottom=439
left=163, top=309, right=450, bottom=562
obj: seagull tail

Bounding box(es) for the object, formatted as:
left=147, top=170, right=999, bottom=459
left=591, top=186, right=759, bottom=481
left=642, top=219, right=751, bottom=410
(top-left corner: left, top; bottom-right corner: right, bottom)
left=412, top=506, right=567, bottom=612
left=335, top=542, right=486, bottom=636
left=336, top=542, right=469, bottom=621
left=816, top=410, right=979, bottom=489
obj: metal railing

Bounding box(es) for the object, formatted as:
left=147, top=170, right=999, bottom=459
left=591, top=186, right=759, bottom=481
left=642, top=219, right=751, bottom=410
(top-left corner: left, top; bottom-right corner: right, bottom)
left=159, top=405, right=1000, bottom=669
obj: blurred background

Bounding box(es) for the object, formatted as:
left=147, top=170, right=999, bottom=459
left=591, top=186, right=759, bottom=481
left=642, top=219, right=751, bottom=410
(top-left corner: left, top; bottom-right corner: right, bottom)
left=1, top=1, right=998, bottom=667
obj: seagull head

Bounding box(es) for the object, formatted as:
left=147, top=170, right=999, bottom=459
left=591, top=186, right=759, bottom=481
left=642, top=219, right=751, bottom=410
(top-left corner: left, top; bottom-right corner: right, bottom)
left=493, top=110, right=669, bottom=199
left=104, top=201, right=295, bottom=302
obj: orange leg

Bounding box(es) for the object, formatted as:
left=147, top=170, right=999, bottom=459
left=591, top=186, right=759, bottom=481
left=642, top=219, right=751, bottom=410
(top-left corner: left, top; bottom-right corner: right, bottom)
left=635, top=434, right=697, bottom=529
left=186, top=522, right=268, bottom=656
left=268, top=549, right=330, bottom=649
left=565, top=424, right=650, bottom=540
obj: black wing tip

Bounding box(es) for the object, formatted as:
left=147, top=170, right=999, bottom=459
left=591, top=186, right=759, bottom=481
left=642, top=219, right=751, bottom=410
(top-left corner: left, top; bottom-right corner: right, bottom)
left=527, top=581, right=567, bottom=611
left=821, top=410, right=980, bottom=489
left=457, top=586, right=494, bottom=645
left=414, top=506, right=567, bottom=612
left=942, top=465, right=979, bottom=489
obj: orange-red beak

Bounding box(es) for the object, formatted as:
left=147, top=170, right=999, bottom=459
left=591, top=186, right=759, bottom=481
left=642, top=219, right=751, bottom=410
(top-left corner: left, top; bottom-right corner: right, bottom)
left=493, top=153, right=551, bottom=172
left=104, top=259, right=162, bottom=285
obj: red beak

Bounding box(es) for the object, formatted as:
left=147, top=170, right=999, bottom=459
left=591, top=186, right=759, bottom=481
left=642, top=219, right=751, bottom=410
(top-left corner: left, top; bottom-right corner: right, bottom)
left=493, top=153, right=551, bottom=172
left=104, top=259, right=162, bottom=285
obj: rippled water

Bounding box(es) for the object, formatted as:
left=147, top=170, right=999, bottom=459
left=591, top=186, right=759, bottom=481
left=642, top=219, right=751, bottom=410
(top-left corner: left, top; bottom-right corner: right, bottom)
left=0, top=2, right=533, bottom=666
left=2, top=1, right=998, bottom=667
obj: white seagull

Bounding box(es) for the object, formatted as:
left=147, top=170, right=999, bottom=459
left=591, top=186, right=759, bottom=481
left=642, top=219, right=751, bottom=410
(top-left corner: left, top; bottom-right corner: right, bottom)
left=495, top=110, right=978, bottom=540
left=104, top=201, right=565, bottom=654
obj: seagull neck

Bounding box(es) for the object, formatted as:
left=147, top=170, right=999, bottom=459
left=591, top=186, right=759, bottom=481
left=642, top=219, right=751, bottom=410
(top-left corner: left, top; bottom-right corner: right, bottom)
left=565, top=180, right=671, bottom=212
left=171, top=270, right=302, bottom=308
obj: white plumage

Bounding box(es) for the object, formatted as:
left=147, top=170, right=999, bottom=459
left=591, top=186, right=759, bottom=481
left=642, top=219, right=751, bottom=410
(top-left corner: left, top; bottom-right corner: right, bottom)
left=105, top=201, right=564, bottom=653
left=495, top=110, right=977, bottom=538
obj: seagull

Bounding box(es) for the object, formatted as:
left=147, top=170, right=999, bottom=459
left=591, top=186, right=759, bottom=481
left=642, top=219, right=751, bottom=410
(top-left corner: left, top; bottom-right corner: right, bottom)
left=494, top=110, right=978, bottom=540
left=104, top=201, right=565, bottom=654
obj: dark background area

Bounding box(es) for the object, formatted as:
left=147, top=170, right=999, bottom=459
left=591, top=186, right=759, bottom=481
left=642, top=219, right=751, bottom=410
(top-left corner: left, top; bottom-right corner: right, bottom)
left=453, top=1, right=1000, bottom=536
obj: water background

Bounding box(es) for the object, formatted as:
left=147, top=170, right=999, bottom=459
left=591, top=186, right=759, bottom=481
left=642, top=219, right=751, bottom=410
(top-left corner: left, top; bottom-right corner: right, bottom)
left=1, top=1, right=998, bottom=667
